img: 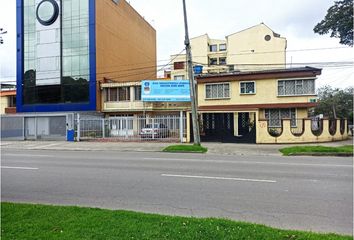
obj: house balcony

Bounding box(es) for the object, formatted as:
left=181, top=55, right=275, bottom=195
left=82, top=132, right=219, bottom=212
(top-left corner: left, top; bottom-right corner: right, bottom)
left=103, top=101, right=190, bottom=112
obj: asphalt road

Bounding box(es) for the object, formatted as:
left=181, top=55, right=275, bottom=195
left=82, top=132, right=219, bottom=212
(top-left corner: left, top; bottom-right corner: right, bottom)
left=1, top=149, right=353, bottom=235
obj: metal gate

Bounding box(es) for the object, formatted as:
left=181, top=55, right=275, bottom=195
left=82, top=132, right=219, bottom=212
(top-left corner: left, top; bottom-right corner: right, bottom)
left=76, top=114, right=186, bottom=142
left=198, top=113, right=256, bottom=143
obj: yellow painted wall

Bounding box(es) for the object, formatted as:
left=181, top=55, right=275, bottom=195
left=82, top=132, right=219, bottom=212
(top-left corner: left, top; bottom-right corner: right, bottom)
left=0, top=96, right=9, bottom=114
left=257, top=119, right=348, bottom=143
left=198, top=78, right=317, bottom=107
left=227, top=23, right=286, bottom=71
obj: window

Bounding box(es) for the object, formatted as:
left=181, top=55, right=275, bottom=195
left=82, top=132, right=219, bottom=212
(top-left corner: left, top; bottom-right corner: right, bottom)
left=106, top=88, right=118, bottom=102
left=265, top=108, right=296, bottom=127
left=219, top=44, right=227, bottom=51
left=105, top=87, right=130, bottom=101
left=209, top=58, right=217, bottom=65
left=278, top=79, right=315, bottom=96
left=118, top=87, right=130, bottom=101
left=240, top=81, right=255, bottom=94
left=134, top=86, right=141, bottom=101
left=205, top=83, right=230, bottom=99
left=173, top=61, right=185, bottom=70
left=174, top=75, right=185, bottom=80
left=8, top=96, right=16, bottom=107
left=219, top=57, right=227, bottom=65
left=209, top=44, right=217, bottom=52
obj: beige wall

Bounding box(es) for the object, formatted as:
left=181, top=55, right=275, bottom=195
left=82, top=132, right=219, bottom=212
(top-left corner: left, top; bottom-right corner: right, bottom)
left=0, top=96, right=9, bottom=114
left=96, top=0, right=156, bottom=82
left=227, top=23, right=286, bottom=71
left=197, top=78, right=317, bottom=107
left=257, top=119, right=348, bottom=143
left=170, top=23, right=287, bottom=79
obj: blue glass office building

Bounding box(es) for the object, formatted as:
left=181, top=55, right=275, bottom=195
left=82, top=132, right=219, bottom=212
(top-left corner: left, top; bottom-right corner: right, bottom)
left=16, top=0, right=96, bottom=112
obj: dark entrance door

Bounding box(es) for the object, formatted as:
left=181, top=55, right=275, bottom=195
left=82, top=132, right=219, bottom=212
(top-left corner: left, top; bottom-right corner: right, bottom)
left=238, top=112, right=250, bottom=136
left=200, top=113, right=234, bottom=142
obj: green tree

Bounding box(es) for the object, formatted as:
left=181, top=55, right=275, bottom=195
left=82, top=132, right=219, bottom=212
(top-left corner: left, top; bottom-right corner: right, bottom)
left=315, top=86, right=353, bottom=123
left=314, top=0, right=353, bottom=46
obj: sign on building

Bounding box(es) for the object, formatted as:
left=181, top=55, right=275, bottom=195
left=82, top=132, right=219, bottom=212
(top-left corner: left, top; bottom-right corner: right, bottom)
left=141, top=80, right=191, bottom=102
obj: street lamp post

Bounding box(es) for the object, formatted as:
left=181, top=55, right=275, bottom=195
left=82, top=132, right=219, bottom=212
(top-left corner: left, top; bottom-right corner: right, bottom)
left=182, top=0, right=201, bottom=145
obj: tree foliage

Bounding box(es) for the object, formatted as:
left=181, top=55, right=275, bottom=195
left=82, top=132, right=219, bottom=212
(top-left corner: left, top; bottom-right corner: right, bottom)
left=314, top=0, right=353, bottom=46
left=315, top=86, right=353, bottom=123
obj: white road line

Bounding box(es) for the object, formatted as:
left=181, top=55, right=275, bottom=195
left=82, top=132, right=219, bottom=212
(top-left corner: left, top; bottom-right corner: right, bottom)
left=30, top=143, right=62, bottom=149
left=1, top=166, right=39, bottom=170
left=145, top=158, right=351, bottom=168
left=2, top=154, right=52, bottom=158
left=161, top=174, right=276, bottom=183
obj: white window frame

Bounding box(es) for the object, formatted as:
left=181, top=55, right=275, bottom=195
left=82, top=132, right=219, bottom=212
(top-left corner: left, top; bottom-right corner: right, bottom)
left=219, top=44, right=227, bottom=51
left=277, top=77, right=316, bottom=96
left=205, top=82, right=231, bottom=100
left=174, top=75, right=185, bottom=80
left=239, top=81, right=256, bottom=95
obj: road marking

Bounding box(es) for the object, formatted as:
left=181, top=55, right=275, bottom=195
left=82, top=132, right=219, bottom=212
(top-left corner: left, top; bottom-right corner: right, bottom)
left=1, top=166, right=39, bottom=170
left=145, top=158, right=351, bottom=168
left=161, top=174, right=276, bottom=183
left=2, top=154, right=52, bottom=158
left=30, top=143, right=62, bottom=149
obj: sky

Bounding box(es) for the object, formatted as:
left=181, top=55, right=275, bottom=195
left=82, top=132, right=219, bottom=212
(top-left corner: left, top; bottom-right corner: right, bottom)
left=0, top=0, right=353, bottom=89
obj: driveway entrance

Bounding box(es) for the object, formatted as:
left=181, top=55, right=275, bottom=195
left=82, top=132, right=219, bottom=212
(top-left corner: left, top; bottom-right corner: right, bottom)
left=195, top=113, right=256, bottom=143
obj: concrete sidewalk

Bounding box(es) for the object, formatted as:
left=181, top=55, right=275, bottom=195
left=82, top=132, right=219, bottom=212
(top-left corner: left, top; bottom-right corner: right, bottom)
left=1, top=138, right=352, bottom=156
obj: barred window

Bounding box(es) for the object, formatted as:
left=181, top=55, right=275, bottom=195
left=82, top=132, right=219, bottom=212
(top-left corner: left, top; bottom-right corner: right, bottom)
left=105, top=87, right=130, bottom=102
left=278, top=79, right=315, bottom=96
left=134, top=86, right=141, bottom=101
left=240, top=81, right=255, bottom=94
left=106, top=88, right=118, bottom=102
left=205, top=83, right=230, bottom=99
left=118, top=87, right=130, bottom=101
left=265, top=108, right=296, bottom=127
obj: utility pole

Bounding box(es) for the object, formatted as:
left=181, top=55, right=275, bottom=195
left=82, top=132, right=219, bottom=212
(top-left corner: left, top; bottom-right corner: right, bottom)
left=182, top=0, right=200, bottom=145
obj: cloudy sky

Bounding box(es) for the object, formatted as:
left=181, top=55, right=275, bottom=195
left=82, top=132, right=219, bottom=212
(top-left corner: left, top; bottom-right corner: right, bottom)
left=0, top=0, right=353, bottom=88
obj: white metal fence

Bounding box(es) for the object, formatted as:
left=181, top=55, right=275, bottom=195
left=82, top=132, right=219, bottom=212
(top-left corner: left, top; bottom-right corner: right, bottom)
left=76, top=114, right=187, bottom=142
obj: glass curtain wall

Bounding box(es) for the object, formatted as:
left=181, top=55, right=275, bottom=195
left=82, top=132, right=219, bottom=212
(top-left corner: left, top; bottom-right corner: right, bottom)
left=23, top=0, right=90, bottom=105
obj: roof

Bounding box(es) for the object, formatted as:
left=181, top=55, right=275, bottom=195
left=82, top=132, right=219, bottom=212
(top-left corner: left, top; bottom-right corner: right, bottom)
left=198, top=102, right=317, bottom=112
left=0, top=90, right=16, bottom=97
left=226, top=23, right=283, bottom=38
left=196, top=67, right=322, bottom=83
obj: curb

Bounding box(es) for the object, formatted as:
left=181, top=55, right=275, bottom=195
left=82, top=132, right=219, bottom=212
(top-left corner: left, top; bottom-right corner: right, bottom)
left=287, top=152, right=353, bottom=157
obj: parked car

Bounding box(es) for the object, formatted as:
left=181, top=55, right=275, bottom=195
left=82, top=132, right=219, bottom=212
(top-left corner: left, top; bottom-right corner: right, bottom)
left=140, top=123, right=170, bottom=138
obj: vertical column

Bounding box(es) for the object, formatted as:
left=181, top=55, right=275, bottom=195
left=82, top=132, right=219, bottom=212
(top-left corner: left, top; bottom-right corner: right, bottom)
left=180, top=111, right=184, bottom=143
left=77, top=113, right=80, bottom=142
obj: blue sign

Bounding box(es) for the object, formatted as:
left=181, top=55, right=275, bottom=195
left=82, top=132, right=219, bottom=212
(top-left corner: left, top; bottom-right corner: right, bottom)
left=141, top=80, right=191, bottom=102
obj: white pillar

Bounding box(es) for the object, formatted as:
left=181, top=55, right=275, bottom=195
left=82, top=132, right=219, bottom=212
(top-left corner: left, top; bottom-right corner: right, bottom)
left=180, top=111, right=184, bottom=143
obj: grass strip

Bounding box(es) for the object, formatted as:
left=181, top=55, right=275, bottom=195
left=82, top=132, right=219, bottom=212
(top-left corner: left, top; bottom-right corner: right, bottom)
left=163, top=144, right=208, bottom=153
left=279, top=145, right=353, bottom=156
left=1, top=202, right=351, bottom=240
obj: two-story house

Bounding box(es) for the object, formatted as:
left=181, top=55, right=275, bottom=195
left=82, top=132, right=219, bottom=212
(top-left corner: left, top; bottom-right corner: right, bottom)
left=191, top=67, right=321, bottom=143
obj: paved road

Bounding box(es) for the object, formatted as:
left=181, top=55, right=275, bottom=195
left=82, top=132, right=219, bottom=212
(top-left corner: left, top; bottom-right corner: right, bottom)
left=1, top=149, right=353, bottom=235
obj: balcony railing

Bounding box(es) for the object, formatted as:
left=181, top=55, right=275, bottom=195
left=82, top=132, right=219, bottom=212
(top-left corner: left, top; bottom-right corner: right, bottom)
left=103, top=101, right=190, bottom=112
